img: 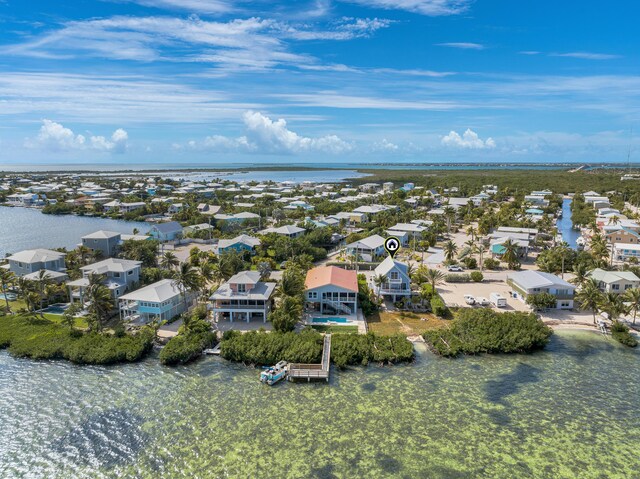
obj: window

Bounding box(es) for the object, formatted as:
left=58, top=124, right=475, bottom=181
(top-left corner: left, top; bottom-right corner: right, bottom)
left=390, top=272, right=399, bottom=280
left=308, top=291, right=317, bottom=299
left=114, top=272, right=121, bottom=278
left=238, top=284, right=246, bottom=293
left=612, top=284, right=620, bottom=291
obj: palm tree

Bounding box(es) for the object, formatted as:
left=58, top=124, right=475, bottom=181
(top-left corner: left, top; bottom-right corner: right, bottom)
left=501, top=239, right=520, bottom=270
left=576, top=278, right=604, bottom=324
left=472, top=242, right=486, bottom=272
left=372, top=274, right=388, bottom=300
left=623, top=288, right=640, bottom=325
left=85, top=281, right=114, bottom=331
left=0, top=269, right=15, bottom=314
left=599, top=292, right=627, bottom=323
left=276, top=267, right=305, bottom=299
left=160, top=251, right=179, bottom=270
left=570, top=263, right=589, bottom=287
left=425, top=268, right=445, bottom=292
left=443, top=240, right=458, bottom=263
left=76, top=245, right=93, bottom=266
left=172, top=262, right=202, bottom=312
left=466, top=226, right=477, bottom=242
left=34, top=269, right=53, bottom=317
left=443, top=206, right=456, bottom=234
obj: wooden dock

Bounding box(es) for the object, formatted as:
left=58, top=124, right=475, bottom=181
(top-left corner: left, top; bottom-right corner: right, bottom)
left=288, top=334, right=331, bottom=382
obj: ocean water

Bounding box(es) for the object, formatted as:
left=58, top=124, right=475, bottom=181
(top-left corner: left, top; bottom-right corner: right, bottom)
left=0, top=331, right=638, bottom=478
left=0, top=206, right=149, bottom=257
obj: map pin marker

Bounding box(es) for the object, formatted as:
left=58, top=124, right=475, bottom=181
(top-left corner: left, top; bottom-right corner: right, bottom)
left=384, top=237, right=400, bottom=259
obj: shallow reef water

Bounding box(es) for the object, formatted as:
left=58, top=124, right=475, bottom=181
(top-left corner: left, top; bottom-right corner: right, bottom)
left=0, top=330, right=638, bottom=478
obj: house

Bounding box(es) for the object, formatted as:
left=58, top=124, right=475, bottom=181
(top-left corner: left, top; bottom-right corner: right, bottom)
left=6, top=193, right=40, bottom=206
left=507, top=270, right=575, bottom=309
left=387, top=230, right=410, bottom=246
left=23, top=269, right=68, bottom=283
left=183, top=223, right=214, bottom=236
left=209, top=271, right=275, bottom=322
left=119, top=279, right=195, bottom=324
left=258, top=225, right=306, bottom=239
left=6, top=249, right=66, bottom=277
left=148, top=221, right=183, bottom=242
left=605, top=228, right=640, bottom=246
left=103, top=201, right=146, bottom=213
left=197, top=204, right=222, bottom=216
left=614, top=243, right=640, bottom=261
left=81, top=230, right=121, bottom=258
left=167, top=203, right=184, bottom=215
left=216, top=234, right=261, bottom=254
left=67, top=258, right=142, bottom=307
left=304, top=266, right=358, bottom=315
left=345, top=234, right=386, bottom=262
left=588, top=268, right=640, bottom=294
left=387, top=222, right=427, bottom=239
left=373, top=257, right=411, bottom=302
left=214, top=212, right=260, bottom=223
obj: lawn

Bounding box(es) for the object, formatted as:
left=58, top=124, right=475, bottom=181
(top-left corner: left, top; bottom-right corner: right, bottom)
left=3, top=300, right=89, bottom=329
left=367, top=310, right=449, bottom=336
left=311, top=325, right=359, bottom=334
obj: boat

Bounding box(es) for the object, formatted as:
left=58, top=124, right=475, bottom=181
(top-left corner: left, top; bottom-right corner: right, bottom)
left=260, top=361, right=289, bottom=385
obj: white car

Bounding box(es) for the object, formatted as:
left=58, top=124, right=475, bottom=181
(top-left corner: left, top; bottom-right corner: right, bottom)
left=448, top=265, right=464, bottom=272
left=476, top=297, right=490, bottom=307
left=463, top=294, right=476, bottom=305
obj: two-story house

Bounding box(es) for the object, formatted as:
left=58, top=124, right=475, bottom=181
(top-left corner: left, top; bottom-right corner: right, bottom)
left=588, top=268, right=640, bottom=294
left=5, top=249, right=66, bottom=277
left=373, top=257, right=412, bottom=302
left=305, top=266, right=358, bottom=315
left=345, top=234, right=386, bottom=263
left=81, top=230, right=122, bottom=258
left=119, top=279, right=194, bottom=324
left=507, top=270, right=575, bottom=309
left=209, top=271, right=276, bottom=323
left=67, top=258, right=142, bottom=307
left=216, top=234, right=261, bottom=255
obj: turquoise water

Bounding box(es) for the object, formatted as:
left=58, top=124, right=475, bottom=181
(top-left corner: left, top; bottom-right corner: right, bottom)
left=0, top=330, right=638, bottom=478
left=40, top=303, right=69, bottom=315
left=311, top=317, right=350, bottom=323
left=0, top=206, right=149, bottom=257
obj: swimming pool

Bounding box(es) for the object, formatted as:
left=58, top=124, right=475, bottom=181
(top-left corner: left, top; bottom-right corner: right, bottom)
left=0, top=293, right=17, bottom=301
left=311, top=317, right=351, bottom=324
left=41, top=303, right=70, bottom=315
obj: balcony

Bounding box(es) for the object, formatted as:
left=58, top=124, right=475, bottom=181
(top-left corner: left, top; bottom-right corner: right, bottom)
left=212, top=302, right=268, bottom=310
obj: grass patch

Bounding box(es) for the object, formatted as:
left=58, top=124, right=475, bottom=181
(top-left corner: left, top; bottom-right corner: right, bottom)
left=311, top=324, right=359, bottom=334
left=367, top=311, right=449, bottom=336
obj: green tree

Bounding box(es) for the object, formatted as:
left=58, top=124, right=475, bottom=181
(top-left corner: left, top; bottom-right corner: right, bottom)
left=0, top=269, right=15, bottom=314
left=599, top=292, right=627, bottom=323
left=576, top=278, right=604, bottom=324
left=425, top=268, right=445, bottom=292
left=443, top=240, right=458, bottom=263
left=173, top=262, right=202, bottom=313
left=269, top=295, right=303, bottom=332
left=623, top=287, right=640, bottom=325
left=501, top=239, right=520, bottom=270
left=160, top=251, right=179, bottom=270
left=276, top=266, right=306, bottom=300
left=85, top=278, right=114, bottom=331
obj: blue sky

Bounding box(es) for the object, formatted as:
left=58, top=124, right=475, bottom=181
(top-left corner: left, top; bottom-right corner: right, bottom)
left=0, top=0, right=639, bottom=165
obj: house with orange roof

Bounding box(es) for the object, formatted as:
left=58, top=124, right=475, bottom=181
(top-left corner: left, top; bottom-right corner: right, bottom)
left=304, top=266, right=358, bottom=315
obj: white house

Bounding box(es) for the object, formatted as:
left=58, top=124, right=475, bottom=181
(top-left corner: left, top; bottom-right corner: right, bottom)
left=119, top=279, right=195, bottom=324
left=345, top=234, right=386, bottom=262
left=209, top=271, right=275, bottom=323
left=258, top=225, right=306, bottom=239
left=507, top=270, right=575, bottom=309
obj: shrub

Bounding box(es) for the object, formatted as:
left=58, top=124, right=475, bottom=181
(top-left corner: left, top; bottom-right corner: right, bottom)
left=484, top=258, right=500, bottom=270
left=0, top=314, right=154, bottom=365
left=423, top=308, right=553, bottom=357
left=470, top=271, right=484, bottom=282
left=430, top=296, right=450, bottom=318
left=526, top=292, right=557, bottom=311
left=331, top=333, right=414, bottom=369
left=462, top=257, right=477, bottom=269
left=610, top=321, right=638, bottom=347
left=445, top=273, right=471, bottom=283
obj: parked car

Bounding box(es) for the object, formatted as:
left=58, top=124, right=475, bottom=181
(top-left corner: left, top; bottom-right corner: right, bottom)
left=447, top=265, right=464, bottom=272
left=464, top=294, right=476, bottom=305
left=476, top=297, right=490, bottom=307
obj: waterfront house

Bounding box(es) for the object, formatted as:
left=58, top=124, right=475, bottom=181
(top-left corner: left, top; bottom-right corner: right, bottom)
left=373, top=257, right=411, bottom=302
left=216, top=234, right=261, bottom=255
left=6, top=193, right=40, bottom=206
left=81, top=230, right=121, bottom=258
left=6, top=249, right=66, bottom=277
left=587, top=268, right=640, bottom=294
left=305, top=266, right=358, bottom=315
left=68, top=258, right=142, bottom=307
left=345, top=234, right=386, bottom=262
left=604, top=228, right=639, bottom=246
left=103, top=200, right=146, bottom=214
left=507, top=270, right=575, bottom=309
left=148, top=221, right=183, bottom=242
left=119, top=279, right=194, bottom=324
left=209, top=271, right=275, bottom=322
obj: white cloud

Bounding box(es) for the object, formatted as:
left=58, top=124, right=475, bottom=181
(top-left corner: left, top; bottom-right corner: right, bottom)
left=129, top=0, right=235, bottom=14
left=551, top=52, right=620, bottom=60
left=373, top=138, right=399, bottom=151
left=441, top=129, right=495, bottom=149
left=26, top=120, right=129, bottom=153
left=437, top=42, right=485, bottom=50
left=342, top=0, right=471, bottom=16
left=188, top=110, right=352, bottom=154
left=277, top=17, right=392, bottom=41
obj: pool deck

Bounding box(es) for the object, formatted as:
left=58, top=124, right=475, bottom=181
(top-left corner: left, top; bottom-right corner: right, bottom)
left=304, top=310, right=367, bottom=333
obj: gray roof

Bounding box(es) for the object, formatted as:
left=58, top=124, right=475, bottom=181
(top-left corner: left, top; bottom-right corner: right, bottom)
left=80, top=258, right=142, bottom=274
left=151, top=221, right=183, bottom=234
left=8, top=249, right=65, bottom=263
left=374, top=257, right=410, bottom=280
left=588, top=268, right=640, bottom=284
left=347, top=234, right=385, bottom=250
left=119, top=279, right=182, bottom=302
left=228, top=270, right=261, bottom=285
left=508, top=270, right=575, bottom=290
left=210, top=280, right=275, bottom=301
